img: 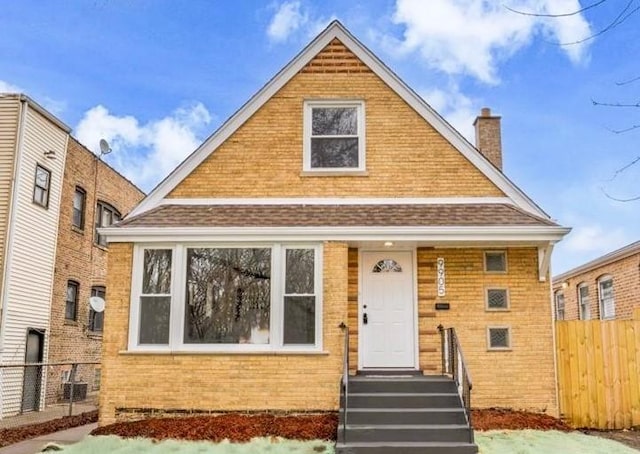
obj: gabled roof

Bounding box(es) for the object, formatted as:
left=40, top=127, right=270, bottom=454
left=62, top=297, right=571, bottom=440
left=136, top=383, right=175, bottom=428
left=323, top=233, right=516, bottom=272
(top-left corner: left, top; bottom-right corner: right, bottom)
left=129, top=20, right=549, bottom=219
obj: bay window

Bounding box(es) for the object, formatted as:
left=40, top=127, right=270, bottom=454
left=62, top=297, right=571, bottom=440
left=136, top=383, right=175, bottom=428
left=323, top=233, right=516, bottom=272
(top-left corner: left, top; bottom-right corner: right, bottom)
left=129, top=244, right=322, bottom=352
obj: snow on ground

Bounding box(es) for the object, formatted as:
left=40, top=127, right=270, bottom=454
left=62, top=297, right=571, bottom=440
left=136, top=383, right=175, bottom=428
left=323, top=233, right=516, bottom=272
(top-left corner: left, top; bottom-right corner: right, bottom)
left=476, top=430, right=638, bottom=453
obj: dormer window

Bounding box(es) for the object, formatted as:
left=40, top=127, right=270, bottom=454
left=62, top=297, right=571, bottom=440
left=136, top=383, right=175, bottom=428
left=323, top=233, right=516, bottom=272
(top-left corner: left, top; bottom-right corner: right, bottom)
left=303, top=100, right=365, bottom=172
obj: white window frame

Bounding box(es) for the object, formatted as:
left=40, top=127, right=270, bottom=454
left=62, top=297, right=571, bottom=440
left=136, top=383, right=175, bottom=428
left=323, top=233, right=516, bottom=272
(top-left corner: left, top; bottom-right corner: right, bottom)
left=484, top=250, right=507, bottom=273
left=303, top=100, right=366, bottom=172
left=598, top=275, right=615, bottom=320
left=128, top=243, right=323, bottom=353
left=577, top=283, right=590, bottom=321
left=487, top=326, right=512, bottom=351
left=555, top=290, right=565, bottom=321
left=485, top=287, right=510, bottom=311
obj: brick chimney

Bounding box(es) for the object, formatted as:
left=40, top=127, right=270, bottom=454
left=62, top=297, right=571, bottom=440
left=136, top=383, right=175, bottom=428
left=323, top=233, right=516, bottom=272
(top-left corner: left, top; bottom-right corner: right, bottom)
left=473, top=107, right=502, bottom=170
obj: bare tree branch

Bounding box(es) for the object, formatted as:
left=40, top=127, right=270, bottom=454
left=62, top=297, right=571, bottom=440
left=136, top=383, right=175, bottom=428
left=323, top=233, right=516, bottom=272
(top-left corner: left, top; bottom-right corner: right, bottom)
left=504, top=0, right=607, bottom=18
left=616, top=75, right=640, bottom=86
left=607, top=124, right=640, bottom=134
left=557, top=1, right=639, bottom=46
left=592, top=98, right=640, bottom=108
left=605, top=155, right=640, bottom=181
left=601, top=187, right=640, bottom=202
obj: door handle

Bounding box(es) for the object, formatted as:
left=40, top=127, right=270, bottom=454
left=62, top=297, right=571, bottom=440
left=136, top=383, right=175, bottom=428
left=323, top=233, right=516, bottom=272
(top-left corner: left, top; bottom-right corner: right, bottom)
left=363, top=313, right=368, bottom=325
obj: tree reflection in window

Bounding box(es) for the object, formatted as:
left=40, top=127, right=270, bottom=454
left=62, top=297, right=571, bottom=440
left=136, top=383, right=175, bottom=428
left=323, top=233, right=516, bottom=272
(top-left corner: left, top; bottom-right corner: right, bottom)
left=184, top=248, right=271, bottom=344
left=372, top=259, right=402, bottom=273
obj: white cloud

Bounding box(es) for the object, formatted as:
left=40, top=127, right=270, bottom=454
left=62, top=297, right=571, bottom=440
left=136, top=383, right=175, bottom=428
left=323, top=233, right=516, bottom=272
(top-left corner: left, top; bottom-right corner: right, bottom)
left=267, top=1, right=308, bottom=43
left=563, top=224, right=628, bottom=256
left=420, top=84, right=477, bottom=140
left=75, top=103, right=212, bottom=191
left=0, top=80, right=24, bottom=93
left=386, top=0, right=592, bottom=84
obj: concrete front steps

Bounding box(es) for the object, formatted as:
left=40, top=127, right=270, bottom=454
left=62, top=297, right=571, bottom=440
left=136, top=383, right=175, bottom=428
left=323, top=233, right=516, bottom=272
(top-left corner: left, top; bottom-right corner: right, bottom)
left=336, top=372, right=477, bottom=454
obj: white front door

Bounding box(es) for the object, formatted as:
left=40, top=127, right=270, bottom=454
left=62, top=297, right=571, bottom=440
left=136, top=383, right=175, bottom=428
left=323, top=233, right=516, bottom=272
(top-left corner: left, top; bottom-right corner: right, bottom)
left=361, top=251, right=416, bottom=369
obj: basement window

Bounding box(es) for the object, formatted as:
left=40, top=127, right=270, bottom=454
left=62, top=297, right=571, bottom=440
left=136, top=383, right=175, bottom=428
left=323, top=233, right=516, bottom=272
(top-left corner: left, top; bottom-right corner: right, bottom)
left=487, top=327, right=511, bottom=350
left=303, top=101, right=365, bottom=172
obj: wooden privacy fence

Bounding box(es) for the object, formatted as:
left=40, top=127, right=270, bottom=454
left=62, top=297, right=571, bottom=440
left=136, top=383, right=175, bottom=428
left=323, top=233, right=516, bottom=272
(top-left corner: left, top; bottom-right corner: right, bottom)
left=556, top=320, right=640, bottom=429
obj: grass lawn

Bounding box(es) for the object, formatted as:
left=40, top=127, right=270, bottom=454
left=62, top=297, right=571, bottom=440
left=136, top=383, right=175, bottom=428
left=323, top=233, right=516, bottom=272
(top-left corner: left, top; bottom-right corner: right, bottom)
left=52, top=431, right=637, bottom=453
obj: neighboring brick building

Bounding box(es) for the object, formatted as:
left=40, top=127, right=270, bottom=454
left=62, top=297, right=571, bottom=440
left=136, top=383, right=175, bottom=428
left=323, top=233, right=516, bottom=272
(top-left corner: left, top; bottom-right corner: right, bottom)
left=46, top=137, right=144, bottom=404
left=553, top=241, right=640, bottom=321
left=98, top=20, right=569, bottom=438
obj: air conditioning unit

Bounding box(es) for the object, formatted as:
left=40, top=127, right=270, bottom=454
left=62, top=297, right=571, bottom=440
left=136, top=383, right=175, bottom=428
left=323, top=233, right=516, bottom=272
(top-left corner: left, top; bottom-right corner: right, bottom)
left=63, top=382, right=88, bottom=401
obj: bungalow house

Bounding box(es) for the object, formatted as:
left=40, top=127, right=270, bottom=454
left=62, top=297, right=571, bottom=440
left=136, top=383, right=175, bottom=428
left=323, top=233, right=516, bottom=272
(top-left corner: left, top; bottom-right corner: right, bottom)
left=99, top=21, right=569, bottom=452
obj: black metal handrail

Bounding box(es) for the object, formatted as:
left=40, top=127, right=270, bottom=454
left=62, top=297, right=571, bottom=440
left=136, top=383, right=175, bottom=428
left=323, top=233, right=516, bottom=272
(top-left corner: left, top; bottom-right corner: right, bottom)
left=438, top=325, right=473, bottom=441
left=339, top=322, right=349, bottom=443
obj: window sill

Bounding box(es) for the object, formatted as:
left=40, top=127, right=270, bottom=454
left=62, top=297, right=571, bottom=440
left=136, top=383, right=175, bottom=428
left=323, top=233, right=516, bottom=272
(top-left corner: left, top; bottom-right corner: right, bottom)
left=71, top=225, right=85, bottom=235
left=300, top=170, right=368, bottom=177
left=64, top=320, right=78, bottom=326
left=485, top=308, right=511, bottom=312
left=487, top=348, right=512, bottom=352
left=88, top=332, right=103, bottom=339
left=93, top=243, right=109, bottom=252
left=119, top=349, right=330, bottom=356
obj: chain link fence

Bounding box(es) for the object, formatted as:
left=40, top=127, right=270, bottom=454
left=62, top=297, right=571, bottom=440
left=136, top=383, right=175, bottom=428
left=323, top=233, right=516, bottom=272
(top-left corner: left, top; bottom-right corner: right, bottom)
left=0, top=362, right=99, bottom=429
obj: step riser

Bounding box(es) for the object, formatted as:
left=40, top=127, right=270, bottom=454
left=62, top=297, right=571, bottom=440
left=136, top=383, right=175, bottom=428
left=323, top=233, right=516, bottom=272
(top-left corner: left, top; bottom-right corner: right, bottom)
left=350, top=381, right=458, bottom=394
left=338, top=427, right=472, bottom=443
left=336, top=446, right=478, bottom=454
left=341, top=410, right=468, bottom=425
left=348, top=394, right=461, bottom=408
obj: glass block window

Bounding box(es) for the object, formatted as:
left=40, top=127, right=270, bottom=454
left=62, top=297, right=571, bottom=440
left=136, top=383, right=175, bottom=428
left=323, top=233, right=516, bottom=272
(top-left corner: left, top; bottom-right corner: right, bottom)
left=372, top=259, right=402, bottom=273
left=555, top=291, right=565, bottom=321
left=485, top=251, right=507, bottom=272
left=488, top=327, right=511, bottom=350
left=304, top=101, right=364, bottom=171
left=486, top=288, right=509, bottom=310
left=578, top=283, right=590, bottom=320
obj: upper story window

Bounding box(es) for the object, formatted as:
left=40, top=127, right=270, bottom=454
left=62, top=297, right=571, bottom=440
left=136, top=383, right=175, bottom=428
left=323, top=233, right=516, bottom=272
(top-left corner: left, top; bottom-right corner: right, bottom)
left=555, top=290, right=565, bottom=321
left=72, top=187, right=86, bottom=229
left=577, top=283, right=590, bottom=320
left=66, top=280, right=79, bottom=321
left=95, top=201, right=121, bottom=247
left=89, top=286, right=105, bottom=332
left=33, top=164, right=51, bottom=208
left=484, top=251, right=507, bottom=273
left=303, top=101, right=365, bottom=172
left=598, top=276, right=615, bottom=320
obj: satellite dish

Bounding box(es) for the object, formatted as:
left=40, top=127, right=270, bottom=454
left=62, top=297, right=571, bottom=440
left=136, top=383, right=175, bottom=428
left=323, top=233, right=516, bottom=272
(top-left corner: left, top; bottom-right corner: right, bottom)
left=99, top=139, right=112, bottom=155
left=89, top=296, right=105, bottom=313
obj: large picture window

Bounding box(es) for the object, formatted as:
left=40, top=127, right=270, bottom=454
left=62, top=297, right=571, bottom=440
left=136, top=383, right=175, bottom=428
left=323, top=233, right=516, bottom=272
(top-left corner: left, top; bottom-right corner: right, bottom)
left=129, top=244, right=322, bottom=352
left=304, top=101, right=365, bottom=171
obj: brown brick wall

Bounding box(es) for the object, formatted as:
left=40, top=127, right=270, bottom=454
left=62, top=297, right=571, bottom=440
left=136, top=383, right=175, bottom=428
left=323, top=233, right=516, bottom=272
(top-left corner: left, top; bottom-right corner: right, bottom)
left=168, top=40, right=504, bottom=199
left=552, top=252, right=640, bottom=321
left=46, top=138, right=144, bottom=404
left=99, top=242, right=349, bottom=426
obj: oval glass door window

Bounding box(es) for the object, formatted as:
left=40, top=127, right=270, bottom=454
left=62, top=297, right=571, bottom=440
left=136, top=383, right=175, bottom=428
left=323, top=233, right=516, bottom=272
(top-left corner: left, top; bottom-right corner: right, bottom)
left=372, top=259, right=402, bottom=273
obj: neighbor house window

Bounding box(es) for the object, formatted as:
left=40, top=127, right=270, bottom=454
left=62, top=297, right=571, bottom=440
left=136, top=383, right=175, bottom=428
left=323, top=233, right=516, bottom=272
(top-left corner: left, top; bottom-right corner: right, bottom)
left=484, top=251, right=507, bottom=272
left=129, top=244, right=322, bottom=352
left=33, top=164, right=51, bottom=208
left=304, top=101, right=365, bottom=171
left=578, top=283, right=590, bottom=320
left=72, top=187, right=86, bottom=229
left=95, top=201, right=121, bottom=247
left=555, top=291, right=565, bottom=321
left=89, top=286, right=105, bottom=332
left=598, top=276, right=615, bottom=320
left=486, top=288, right=509, bottom=310
left=487, top=327, right=511, bottom=350
left=65, top=281, right=79, bottom=321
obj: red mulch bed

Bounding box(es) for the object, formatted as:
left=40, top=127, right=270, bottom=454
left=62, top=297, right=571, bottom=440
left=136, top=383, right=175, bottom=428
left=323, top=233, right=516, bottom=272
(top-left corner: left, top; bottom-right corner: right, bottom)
left=91, top=414, right=338, bottom=442
left=0, top=410, right=98, bottom=448
left=91, top=409, right=570, bottom=442
left=472, top=408, right=571, bottom=431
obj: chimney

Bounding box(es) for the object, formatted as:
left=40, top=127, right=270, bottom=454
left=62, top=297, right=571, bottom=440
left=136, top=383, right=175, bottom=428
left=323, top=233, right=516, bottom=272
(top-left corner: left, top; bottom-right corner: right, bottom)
left=473, top=107, right=502, bottom=170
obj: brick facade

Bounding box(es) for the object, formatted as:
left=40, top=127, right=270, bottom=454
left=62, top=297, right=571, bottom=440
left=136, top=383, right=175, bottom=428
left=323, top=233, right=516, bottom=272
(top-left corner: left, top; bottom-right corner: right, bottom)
left=46, top=137, right=144, bottom=404
left=553, top=247, right=640, bottom=321
left=99, top=37, right=560, bottom=424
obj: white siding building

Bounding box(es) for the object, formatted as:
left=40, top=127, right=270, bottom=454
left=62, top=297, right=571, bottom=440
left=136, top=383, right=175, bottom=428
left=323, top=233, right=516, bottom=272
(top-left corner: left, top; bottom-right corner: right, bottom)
left=0, top=94, right=69, bottom=418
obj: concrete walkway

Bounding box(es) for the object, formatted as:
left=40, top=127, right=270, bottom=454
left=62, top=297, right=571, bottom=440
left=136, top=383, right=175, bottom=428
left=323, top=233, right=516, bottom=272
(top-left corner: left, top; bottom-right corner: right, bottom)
left=0, top=403, right=97, bottom=429
left=0, top=423, right=97, bottom=454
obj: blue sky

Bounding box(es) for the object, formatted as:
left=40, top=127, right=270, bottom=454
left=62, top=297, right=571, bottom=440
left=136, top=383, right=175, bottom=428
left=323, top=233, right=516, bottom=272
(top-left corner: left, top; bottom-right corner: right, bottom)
left=1, top=0, right=638, bottom=274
